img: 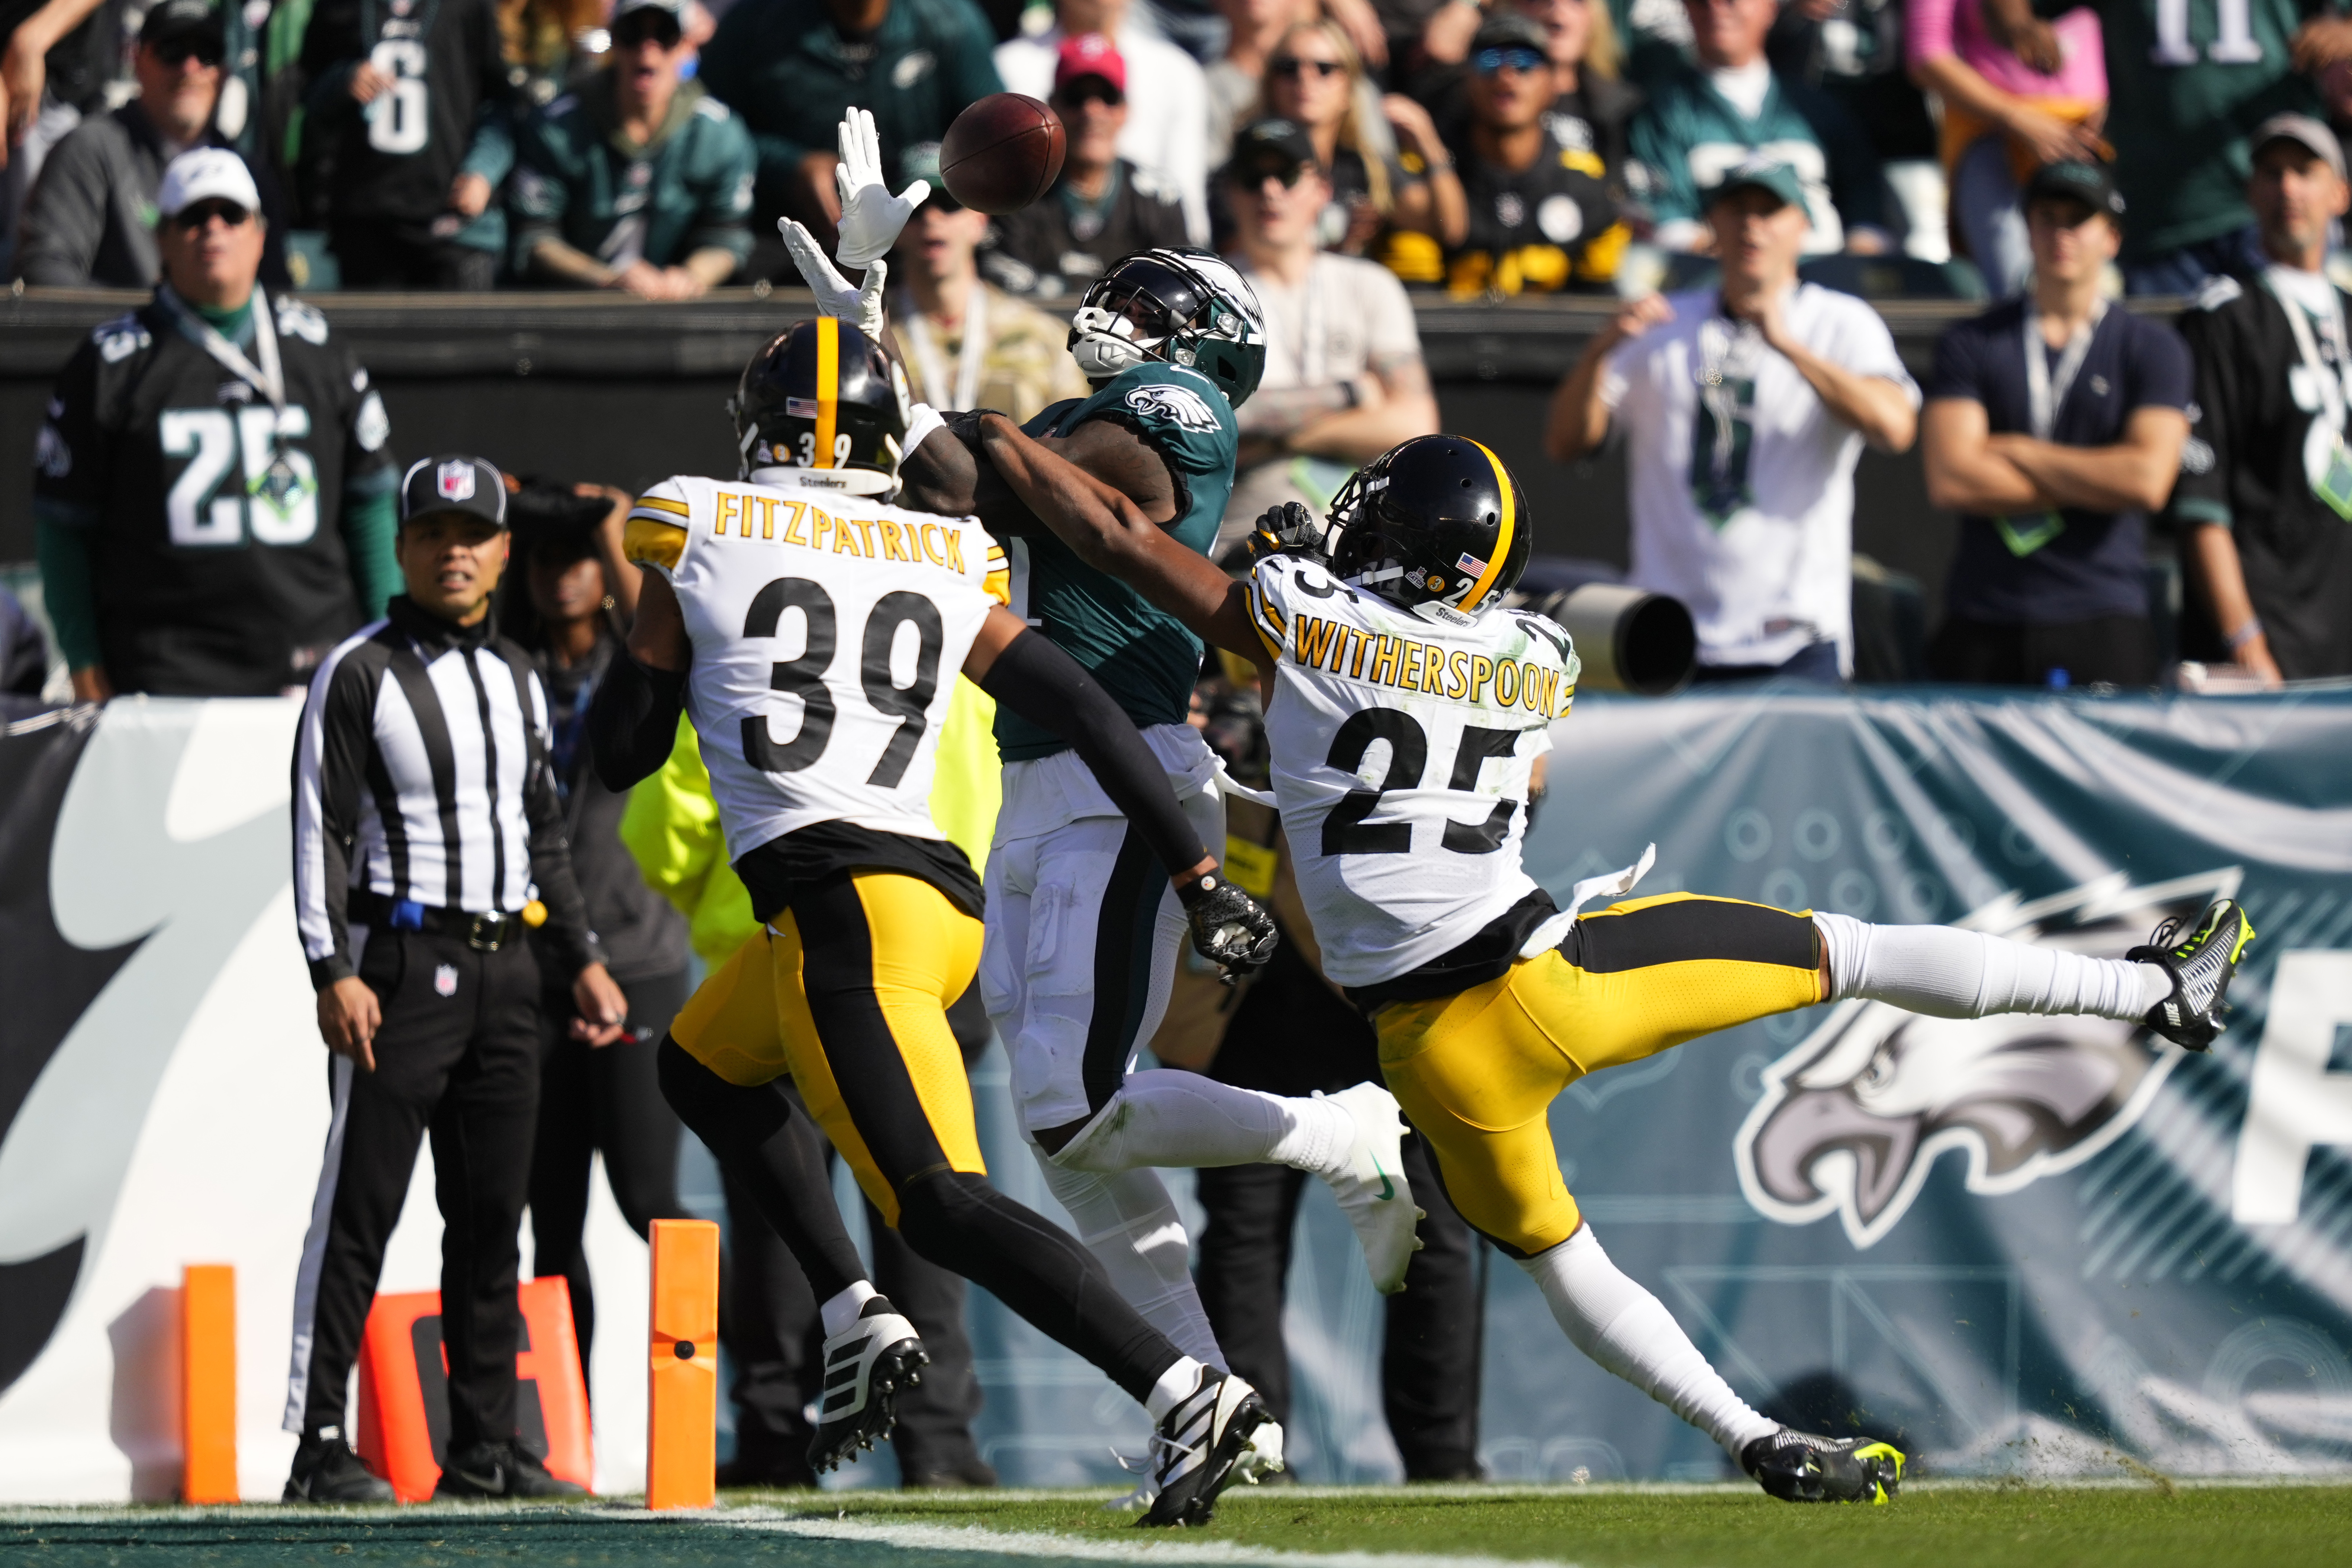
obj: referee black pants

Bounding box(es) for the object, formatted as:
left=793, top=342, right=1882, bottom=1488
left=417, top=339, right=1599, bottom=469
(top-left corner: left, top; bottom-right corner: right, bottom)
left=287, top=930, right=541, bottom=1452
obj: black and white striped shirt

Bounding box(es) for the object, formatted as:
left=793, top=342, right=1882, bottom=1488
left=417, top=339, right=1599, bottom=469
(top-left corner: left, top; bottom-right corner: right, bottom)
left=293, top=595, right=601, bottom=988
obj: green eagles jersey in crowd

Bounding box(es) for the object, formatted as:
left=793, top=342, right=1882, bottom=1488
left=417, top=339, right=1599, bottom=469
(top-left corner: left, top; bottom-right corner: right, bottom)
left=1627, top=64, right=1882, bottom=252
left=993, top=362, right=1238, bottom=762
left=509, top=75, right=756, bottom=274
left=2100, top=0, right=2347, bottom=262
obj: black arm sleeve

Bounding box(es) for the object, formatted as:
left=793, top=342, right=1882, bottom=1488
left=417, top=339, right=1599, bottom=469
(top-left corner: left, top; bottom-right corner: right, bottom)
left=588, top=650, right=687, bottom=792
left=977, top=629, right=1210, bottom=879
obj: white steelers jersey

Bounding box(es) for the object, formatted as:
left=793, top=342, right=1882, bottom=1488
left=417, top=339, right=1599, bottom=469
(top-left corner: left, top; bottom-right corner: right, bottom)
left=625, top=471, right=1006, bottom=859
left=1244, top=553, right=1579, bottom=988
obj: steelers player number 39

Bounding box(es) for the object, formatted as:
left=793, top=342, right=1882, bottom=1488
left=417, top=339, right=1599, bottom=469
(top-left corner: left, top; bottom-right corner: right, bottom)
left=741, top=576, right=944, bottom=786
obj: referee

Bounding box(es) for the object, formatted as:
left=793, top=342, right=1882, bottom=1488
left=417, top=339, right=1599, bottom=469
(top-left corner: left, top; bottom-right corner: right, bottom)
left=285, top=454, right=627, bottom=1504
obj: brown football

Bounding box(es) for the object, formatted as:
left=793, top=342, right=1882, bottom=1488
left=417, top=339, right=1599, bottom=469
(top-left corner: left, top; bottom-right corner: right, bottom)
left=940, top=93, right=1066, bottom=215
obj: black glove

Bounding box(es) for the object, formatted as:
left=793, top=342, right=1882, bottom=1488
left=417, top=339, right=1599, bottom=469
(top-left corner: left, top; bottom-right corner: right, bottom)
left=1175, top=872, right=1279, bottom=985
left=941, top=407, right=1000, bottom=455
left=1244, top=500, right=1328, bottom=566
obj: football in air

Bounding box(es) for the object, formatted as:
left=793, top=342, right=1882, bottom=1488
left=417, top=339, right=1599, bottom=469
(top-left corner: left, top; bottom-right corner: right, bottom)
left=941, top=93, right=1067, bottom=215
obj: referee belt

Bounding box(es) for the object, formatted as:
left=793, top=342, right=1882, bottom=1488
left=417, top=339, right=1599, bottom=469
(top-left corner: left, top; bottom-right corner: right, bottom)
left=351, top=891, right=541, bottom=952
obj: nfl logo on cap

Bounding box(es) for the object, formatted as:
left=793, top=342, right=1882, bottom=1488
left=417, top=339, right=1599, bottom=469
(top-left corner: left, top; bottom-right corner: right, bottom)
left=437, top=460, right=477, bottom=502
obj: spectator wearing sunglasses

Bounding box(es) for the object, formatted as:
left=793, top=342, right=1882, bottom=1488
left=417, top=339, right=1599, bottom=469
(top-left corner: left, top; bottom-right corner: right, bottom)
left=1252, top=17, right=1458, bottom=258
left=1415, top=0, right=1641, bottom=193
left=33, top=147, right=402, bottom=701
left=17, top=0, right=239, bottom=287
left=509, top=0, right=753, bottom=297
left=995, top=0, right=1210, bottom=242
left=1627, top=0, right=1887, bottom=255
left=299, top=0, right=520, bottom=288
left=1217, top=117, right=1438, bottom=541
left=981, top=32, right=1187, bottom=299
left=1435, top=14, right=1625, bottom=294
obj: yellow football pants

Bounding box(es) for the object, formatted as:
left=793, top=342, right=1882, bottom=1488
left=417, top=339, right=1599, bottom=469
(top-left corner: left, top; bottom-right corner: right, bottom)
left=1376, top=892, right=1824, bottom=1257
left=668, top=870, right=987, bottom=1227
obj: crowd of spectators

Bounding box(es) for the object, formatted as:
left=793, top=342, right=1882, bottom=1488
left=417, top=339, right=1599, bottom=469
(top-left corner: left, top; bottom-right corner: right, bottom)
left=10, top=0, right=2352, bottom=302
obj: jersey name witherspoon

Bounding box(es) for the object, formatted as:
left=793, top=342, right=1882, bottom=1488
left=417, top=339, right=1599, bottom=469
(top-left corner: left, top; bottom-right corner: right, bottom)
left=1247, top=553, right=1578, bottom=987
left=625, top=473, right=1006, bottom=859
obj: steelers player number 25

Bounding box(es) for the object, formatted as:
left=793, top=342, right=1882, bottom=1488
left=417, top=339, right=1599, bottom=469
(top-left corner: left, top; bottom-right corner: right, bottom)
left=1322, top=710, right=1521, bottom=857
left=366, top=40, right=431, bottom=155
left=161, top=406, right=319, bottom=546
left=741, top=576, right=945, bottom=786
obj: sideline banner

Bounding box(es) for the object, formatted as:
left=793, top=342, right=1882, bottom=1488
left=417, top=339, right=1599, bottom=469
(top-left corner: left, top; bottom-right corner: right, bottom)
left=3, top=689, right=2349, bottom=1497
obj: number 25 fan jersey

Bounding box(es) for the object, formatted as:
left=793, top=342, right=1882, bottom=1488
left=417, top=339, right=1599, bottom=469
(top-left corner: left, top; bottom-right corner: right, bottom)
left=624, top=473, right=1006, bottom=866
left=1245, top=553, right=1578, bottom=990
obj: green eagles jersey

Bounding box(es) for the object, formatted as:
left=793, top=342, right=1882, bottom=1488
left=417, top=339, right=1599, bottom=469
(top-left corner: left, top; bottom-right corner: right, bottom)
left=1626, top=65, right=1882, bottom=254
left=2100, top=0, right=2344, bottom=261
left=509, top=77, right=756, bottom=273
left=993, top=362, right=1238, bottom=762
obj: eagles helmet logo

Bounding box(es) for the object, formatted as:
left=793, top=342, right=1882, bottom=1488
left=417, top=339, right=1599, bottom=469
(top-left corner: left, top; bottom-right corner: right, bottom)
left=1124, top=382, right=1221, bottom=434
left=1734, top=867, right=2242, bottom=1249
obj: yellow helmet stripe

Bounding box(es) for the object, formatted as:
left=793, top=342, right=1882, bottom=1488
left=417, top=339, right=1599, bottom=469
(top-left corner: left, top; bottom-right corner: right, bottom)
left=814, top=316, right=840, bottom=467
left=1459, top=438, right=1515, bottom=609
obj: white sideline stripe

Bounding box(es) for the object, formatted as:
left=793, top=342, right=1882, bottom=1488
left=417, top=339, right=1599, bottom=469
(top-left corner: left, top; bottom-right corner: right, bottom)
left=728, top=1515, right=1582, bottom=1568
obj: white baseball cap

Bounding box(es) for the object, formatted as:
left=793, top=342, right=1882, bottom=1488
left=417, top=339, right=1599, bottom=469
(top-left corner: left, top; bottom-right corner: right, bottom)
left=157, top=147, right=261, bottom=220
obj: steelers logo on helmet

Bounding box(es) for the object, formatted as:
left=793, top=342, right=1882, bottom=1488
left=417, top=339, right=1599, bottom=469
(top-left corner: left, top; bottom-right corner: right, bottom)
left=1326, top=435, right=1531, bottom=625
left=1067, top=247, right=1268, bottom=409
left=730, top=317, right=908, bottom=496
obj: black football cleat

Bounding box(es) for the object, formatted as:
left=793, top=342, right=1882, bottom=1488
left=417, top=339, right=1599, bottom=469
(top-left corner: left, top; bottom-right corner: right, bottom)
left=432, top=1440, right=585, bottom=1500
left=809, top=1296, right=927, bottom=1474
left=283, top=1430, right=395, bottom=1504
left=2129, top=898, right=2255, bottom=1052
left=1741, top=1428, right=1904, bottom=1504
left=1139, top=1368, right=1270, bottom=1528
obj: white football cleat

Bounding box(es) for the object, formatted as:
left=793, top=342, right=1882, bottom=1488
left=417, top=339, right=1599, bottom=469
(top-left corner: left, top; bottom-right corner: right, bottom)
left=1315, top=1081, right=1424, bottom=1294
left=1140, top=1368, right=1270, bottom=1527
left=809, top=1297, right=927, bottom=1473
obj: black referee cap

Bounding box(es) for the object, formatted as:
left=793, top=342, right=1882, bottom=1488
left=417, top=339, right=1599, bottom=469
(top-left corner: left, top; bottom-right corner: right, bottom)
left=400, top=455, right=509, bottom=528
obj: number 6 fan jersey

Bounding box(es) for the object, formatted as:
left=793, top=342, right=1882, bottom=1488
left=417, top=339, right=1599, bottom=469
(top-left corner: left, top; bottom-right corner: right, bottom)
left=1245, top=553, right=1578, bottom=992
left=624, top=472, right=1007, bottom=913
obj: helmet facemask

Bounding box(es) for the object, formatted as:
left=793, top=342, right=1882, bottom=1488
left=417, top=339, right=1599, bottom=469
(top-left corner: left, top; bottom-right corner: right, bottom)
left=1067, top=250, right=1267, bottom=407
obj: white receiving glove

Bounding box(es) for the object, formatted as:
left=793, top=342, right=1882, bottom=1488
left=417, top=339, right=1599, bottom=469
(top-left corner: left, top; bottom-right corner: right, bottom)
left=778, top=217, right=889, bottom=341
left=832, top=105, right=929, bottom=268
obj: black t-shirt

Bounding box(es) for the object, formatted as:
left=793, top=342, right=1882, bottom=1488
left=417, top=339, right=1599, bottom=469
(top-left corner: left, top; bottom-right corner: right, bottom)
left=2169, top=272, right=2352, bottom=678
left=532, top=633, right=691, bottom=983
left=1926, top=300, right=2193, bottom=626
left=32, top=294, right=398, bottom=695
left=300, top=0, right=510, bottom=228
left=1450, top=127, right=1619, bottom=295
left=979, top=159, right=1189, bottom=302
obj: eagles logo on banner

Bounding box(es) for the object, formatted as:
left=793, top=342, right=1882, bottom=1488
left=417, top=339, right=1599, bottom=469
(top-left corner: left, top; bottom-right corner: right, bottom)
left=1735, top=868, right=2241, bottom=1249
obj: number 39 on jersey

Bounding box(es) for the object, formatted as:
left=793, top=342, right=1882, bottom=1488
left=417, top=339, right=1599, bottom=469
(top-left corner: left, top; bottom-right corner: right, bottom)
left=1246, top=551, right=1579, bottom=988
left=623, top=473, right=1008, bottom=859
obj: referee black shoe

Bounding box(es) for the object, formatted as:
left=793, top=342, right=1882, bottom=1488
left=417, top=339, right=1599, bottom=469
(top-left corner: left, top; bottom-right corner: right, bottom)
left=810, top=1296, right=927, bottom=1474
left=1139, top=1368, right=1270, bottom=1528
left=2129, top=899, right=2255, bottom=1052
left=1740, top=1428, right=1904, bottom=1504
left=432, top=1440, right=586, bottom=1500
left=283, top=1430, right=394, bottom=1504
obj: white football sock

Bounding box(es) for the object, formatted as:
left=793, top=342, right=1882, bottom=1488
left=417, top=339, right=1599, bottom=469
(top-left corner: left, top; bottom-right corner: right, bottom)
left=1145, top=1356, right=1209, bottom=1423
left=1031, top=1149, right=1228, bottom=1370
left=818, top=1280, right=879, bottom=1339
left=1517, top=1226, right=1777, bottom=1456
left=1051, top=1070, right=1347, bottom=1175
left=1814, top=913, right=2171, bottom=1021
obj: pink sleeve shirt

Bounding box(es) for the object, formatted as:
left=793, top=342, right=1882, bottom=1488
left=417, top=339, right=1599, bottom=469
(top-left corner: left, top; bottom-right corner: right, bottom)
left=1907, top=0, right=2107, bottom=102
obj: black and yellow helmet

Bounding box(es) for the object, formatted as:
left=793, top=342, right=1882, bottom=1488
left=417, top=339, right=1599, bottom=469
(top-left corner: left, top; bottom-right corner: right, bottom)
left=731, top=317, right=911, bottom=495
left=1326, top=435, right=1531, bottom=622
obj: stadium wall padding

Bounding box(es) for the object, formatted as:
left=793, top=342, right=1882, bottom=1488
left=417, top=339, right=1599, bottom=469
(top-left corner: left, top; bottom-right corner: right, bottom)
left=0, top=686, right=2348, bottom=1499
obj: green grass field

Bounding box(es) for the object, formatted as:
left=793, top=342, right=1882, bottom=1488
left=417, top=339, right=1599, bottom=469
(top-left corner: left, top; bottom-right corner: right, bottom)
left=9, top=1482, right=2352, bottom=1567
